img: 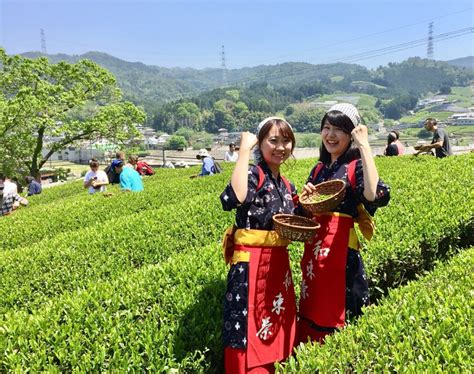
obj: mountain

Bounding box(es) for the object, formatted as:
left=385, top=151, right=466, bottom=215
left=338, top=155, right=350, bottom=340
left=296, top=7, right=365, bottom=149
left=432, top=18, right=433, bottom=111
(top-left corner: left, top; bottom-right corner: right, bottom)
left=20, top=52, right=473, bottom=115
left=446, top=56, right=474, bottom=69
left=20, top=51, right=373, bottom=108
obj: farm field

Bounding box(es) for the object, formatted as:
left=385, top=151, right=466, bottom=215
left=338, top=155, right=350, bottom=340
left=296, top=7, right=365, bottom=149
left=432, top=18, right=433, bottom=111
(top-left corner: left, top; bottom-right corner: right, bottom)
left=1, top=154, right=473, bottom=372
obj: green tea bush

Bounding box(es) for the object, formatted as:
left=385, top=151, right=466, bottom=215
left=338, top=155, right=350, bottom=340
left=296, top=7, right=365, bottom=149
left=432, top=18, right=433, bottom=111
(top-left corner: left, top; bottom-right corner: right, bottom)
left=278, top=248, right=474, bottom=372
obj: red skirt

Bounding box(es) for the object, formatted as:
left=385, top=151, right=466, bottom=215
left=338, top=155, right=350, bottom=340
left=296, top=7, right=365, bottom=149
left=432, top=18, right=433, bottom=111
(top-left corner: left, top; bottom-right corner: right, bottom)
left=298, top=213, right=354, bottom=341
left=224, top=237, right=296, bottom=372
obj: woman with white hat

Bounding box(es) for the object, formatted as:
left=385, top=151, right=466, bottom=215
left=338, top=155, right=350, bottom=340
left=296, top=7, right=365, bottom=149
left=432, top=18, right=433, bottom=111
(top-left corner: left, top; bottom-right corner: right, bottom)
left=298, top=103, right=391, bottom=344
left=194, top=148, right=218, bottom=177
left=219, top=117, right=300, bottom=373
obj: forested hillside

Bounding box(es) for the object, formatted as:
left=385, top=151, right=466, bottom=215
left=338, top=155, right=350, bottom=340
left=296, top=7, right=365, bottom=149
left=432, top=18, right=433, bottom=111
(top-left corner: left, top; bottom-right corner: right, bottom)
left=21, top=52, right=473, bottom=123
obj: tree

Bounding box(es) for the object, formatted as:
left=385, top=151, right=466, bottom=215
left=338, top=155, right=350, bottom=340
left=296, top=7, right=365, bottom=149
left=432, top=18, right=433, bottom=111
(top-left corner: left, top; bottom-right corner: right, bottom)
left=0, top=49, right=146, bottom=177
left=165, top=135, right=187, bottom=150
left=175, top=101, right=201, bottom=130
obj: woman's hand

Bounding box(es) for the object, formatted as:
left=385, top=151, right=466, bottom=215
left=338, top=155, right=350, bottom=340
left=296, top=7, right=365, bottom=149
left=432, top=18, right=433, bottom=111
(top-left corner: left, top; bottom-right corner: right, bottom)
left=352, top=125, right=379, bottom=201
left=300, top=182, right=316, bottom=199
left=239, top=131, right=258, bottom=152
left=351, top=125, right=370, bottom=148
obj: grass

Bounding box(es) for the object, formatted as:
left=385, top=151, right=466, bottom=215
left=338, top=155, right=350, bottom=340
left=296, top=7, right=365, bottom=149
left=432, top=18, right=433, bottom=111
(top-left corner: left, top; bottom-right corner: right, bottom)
left=45, top=161, right=90, bottom=176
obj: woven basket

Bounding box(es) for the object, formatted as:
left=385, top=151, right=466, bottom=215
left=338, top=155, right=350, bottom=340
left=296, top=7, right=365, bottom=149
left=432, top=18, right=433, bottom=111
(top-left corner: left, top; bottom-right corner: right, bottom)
left=300, top=179, right=346, bottom=214
left=273, top=214, right=320, bottom=242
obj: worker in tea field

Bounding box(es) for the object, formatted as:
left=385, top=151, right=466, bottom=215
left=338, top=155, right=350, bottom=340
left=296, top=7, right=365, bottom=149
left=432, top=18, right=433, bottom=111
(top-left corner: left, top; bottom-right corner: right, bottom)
left=84, top=158, right=109, bottom=194
left=1, top=179, right=28, bottom=216
left=105, top=151, right=126, bottom=184
left=384, top=130, right=404, bottom=156
left=415, top=118, right=452, bottom=158
left=119, top=160, right=144, bottom=192
left=298, top=103, right=390, bottom=344
left=225, top=142, right=239, bottom=162
left=25, top=176, right=42, bottom=196
left=220, top=117, right=299, bottom=373
left=192, top=148, right=222, bottom=177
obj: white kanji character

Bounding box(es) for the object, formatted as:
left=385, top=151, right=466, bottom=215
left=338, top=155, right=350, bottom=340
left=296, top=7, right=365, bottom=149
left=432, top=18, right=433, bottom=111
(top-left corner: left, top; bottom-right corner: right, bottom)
left=235, top=322, right=240, bottom=330
left=283, top=270, right=292, bottom=291
left=312, top=240, right=322, bottom=258
left=271, top=292, right=285, bottom=315
left=242, top=308, right=248, bottom=316
left=256, top=317, right=273, bottom=340
left=306, top=259, right=315, bottom=280
left=301, top=279, right=309, bottom=299
left=320, top=247, right=330, bottom=257
left=238, top=265, right=244, bottom=273
left=236, top=294, right=241, bottom=302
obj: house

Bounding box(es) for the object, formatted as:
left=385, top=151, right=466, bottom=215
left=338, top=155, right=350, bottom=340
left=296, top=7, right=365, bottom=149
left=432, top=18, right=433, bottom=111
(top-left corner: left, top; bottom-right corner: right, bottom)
left=447, top=112, right=474, bottom=126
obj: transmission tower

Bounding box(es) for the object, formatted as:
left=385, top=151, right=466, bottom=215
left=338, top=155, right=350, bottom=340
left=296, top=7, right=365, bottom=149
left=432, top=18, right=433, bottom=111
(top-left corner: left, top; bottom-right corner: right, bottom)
left=40, top=28, right=47, bottom=54
left=221, top=45, right=228, bottom=87
left=427, top=22, right=434, bottom=59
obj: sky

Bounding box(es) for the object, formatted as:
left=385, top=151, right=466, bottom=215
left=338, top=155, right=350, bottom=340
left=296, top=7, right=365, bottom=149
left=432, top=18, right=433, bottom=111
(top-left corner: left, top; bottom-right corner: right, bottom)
left=1, top=0, right=473, bottom=70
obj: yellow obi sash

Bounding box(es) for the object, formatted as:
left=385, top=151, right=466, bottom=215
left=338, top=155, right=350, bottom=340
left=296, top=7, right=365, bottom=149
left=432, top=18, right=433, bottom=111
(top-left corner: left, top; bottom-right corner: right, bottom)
left=222, top=227, right=290, bottom=265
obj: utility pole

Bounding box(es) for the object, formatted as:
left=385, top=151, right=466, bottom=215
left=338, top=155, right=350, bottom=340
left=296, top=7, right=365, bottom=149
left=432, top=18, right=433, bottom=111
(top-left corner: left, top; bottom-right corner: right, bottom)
left=221, top=45, right=227, bottom=87
left=427, top=22, right=434, bottom=59
left=40, top=28, right=47, bottom=54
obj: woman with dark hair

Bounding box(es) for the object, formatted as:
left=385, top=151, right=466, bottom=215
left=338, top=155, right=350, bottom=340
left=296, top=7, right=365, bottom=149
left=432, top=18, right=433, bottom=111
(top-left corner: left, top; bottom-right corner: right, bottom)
left=298, top=103, right=390, bottom=344
left=384, top=131, right=404, bottom=156
left=220, top=117, right=299, bottom=373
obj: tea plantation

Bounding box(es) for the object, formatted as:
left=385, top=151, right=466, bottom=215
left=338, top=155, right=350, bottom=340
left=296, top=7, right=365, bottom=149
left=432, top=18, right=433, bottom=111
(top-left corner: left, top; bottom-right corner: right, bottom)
left=1, top=154, right=472, bottom=372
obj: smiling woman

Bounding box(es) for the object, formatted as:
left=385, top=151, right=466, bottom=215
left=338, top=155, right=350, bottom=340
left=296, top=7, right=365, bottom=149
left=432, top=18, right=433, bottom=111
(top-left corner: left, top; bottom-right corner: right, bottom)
left=219, top=117, right=301, bottom=373
left=298, top=103, right=391, bottom=346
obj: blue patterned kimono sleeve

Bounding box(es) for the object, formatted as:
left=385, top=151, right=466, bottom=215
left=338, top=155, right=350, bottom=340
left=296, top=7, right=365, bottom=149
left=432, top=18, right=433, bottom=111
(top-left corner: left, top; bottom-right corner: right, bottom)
left=220, top=167, right=259, bottom=211
left=353, top=160, right=391, bottom=215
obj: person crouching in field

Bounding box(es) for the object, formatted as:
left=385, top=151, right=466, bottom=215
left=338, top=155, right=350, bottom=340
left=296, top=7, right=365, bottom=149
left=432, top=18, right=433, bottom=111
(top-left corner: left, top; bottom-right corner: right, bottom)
left=384, top=130, right=404, bottom=156
left=1, top=179, right=28, bottom=217
left=25, top=175, right=42, bottom=196
left=119, top=160, right=144, bottom=192
left=220, top=117, right=300, bottom=373
left=84, top=159, right=109, bottom=194
left=298, top=103, right=390, bottom=344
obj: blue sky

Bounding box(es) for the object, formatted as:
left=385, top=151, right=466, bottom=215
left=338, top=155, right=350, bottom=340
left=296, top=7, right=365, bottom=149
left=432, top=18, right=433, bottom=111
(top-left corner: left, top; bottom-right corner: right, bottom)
left=1, top=0, right=472, bottom=69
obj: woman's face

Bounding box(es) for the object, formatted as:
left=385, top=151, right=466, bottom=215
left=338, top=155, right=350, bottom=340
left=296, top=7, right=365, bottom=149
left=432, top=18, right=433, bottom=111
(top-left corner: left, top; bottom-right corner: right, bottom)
left=321, top=120, right=351, bottom=161
left=259, top=125, right=293, bottom=168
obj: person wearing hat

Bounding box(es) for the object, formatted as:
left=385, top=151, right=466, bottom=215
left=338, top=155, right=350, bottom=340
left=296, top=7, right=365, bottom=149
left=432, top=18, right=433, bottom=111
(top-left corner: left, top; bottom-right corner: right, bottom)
left=219, top=117, right=299, bottom=373
left=193, top=149, right=217, bottom=177
left=105, top=151, right=126, bottom=184
left=298, top=103, right=391, bottom=345
left=1, top=178, right=28, bottom=217
left=224, top=142, right=239, bottom=162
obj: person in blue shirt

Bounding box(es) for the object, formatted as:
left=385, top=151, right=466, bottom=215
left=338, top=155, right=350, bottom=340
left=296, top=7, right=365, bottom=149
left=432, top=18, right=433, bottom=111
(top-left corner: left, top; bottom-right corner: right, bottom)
left=196, top=149, right=216, bottom=177
left=25, top=176, right=42, bottom=196
left=116, top=161, right=144, bottom=192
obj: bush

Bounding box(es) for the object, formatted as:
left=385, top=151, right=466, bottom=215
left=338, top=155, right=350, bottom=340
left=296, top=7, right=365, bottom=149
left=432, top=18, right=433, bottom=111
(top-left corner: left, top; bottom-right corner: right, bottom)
left=279, top=248, right=474, bottom=372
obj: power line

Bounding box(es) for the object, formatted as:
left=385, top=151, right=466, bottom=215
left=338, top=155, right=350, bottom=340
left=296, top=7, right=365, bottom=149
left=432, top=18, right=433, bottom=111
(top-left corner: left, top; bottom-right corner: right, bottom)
left=158, top=27, right=473, bottom=103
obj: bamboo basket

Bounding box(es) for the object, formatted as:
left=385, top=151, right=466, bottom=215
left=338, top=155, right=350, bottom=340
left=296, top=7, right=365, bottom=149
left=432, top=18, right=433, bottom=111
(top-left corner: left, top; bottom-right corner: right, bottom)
left=300, top=179, right=346, bottom=214
left=273, top=214, right=320, bottom=242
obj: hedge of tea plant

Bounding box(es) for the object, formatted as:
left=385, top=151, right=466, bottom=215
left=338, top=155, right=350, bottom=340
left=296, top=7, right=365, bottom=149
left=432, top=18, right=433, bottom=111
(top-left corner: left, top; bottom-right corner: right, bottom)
left=0, top=154, right=472, bottom=371
left=278, top=247, right=474, bottom=372
left=0, top=167, right=217, bottom=251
